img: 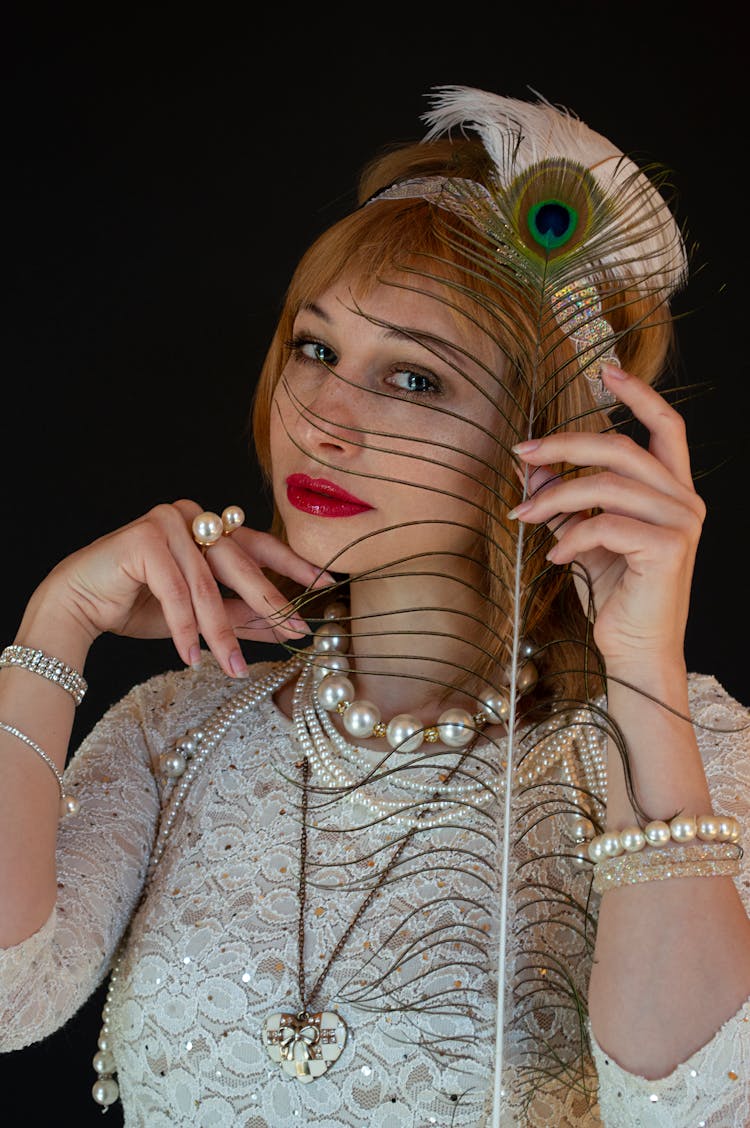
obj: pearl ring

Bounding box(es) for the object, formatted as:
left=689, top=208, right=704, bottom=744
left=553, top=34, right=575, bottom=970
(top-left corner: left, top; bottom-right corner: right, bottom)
left=191, top=506, right=245, bottom=555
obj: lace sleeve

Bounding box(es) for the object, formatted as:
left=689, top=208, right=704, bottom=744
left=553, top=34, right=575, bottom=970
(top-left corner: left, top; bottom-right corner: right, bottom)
left=0, top=674, right=166, bottom=1051
left=593, top=673, right=750, bottom=1127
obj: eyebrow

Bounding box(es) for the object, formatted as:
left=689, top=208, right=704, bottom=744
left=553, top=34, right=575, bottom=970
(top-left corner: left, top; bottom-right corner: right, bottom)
left=298, top=301, right=458, bottom=352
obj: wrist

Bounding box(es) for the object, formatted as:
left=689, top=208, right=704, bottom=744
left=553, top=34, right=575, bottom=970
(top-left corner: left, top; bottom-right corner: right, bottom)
left=15, top=579, right=99, bottom=671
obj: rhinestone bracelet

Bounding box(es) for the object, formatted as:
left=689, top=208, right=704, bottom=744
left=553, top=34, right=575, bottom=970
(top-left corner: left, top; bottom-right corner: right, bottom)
left=593, top=841, right=741, bottom=893
left=0, top=644, right=87, bottom=706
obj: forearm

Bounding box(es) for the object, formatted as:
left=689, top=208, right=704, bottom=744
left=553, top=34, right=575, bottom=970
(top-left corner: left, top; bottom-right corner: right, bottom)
left=0, top=585, right=94, bottom=948
left=588, top=658, right=750, bottom=1078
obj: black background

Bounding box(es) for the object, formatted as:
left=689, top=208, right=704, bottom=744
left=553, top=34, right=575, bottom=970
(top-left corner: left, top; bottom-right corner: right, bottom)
left=1, top=7, right=748, bottom=1124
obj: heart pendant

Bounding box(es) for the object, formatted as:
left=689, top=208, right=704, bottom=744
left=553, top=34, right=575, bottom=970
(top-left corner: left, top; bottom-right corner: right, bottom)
left=261, top=1010, right=348, bottom=1082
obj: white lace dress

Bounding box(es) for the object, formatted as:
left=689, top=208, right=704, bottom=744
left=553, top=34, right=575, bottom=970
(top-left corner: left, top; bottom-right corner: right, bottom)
left=1, top=657, right=749, bottom=1127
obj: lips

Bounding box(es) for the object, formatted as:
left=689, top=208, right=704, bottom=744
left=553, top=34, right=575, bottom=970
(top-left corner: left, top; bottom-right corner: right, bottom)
left=286, top=474, right=373, bottom=518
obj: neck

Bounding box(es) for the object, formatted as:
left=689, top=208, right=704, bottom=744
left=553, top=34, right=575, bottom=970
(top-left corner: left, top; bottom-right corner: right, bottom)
left=331, top=567, right=491, bottom=720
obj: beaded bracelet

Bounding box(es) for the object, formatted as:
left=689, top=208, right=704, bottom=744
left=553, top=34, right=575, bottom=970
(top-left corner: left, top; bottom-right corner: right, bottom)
left=0, top=720, right=80, bottom=817
left=0, top=644, right=87, bottom=706
left=587, top=814, right=741, bottom=862
left=593, top=842, right=741, bottom=893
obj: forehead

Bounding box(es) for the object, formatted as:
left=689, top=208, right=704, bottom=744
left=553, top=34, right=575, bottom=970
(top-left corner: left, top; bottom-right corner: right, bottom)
left=297, top=272, right=498, bottom=357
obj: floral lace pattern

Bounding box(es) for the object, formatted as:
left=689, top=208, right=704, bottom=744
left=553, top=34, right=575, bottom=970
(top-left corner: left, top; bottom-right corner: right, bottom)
left=0, top=660, right=748, bottom=1126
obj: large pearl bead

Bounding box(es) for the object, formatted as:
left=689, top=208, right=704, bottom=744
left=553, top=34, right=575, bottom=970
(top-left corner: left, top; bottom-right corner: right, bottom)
left=312, top=653, right=351, bottom=681
left=644, top=820, right=671, bottom=847
left=479, top=690, right=510, bottom=724
left=316, top=675, right=354, bottom=711
left=313, top=623, right=349, bottom=654
left=566, top=815, right=595, bottom=842
left=437, top=708, right=475, bottom=748
left=588, top=837, right=607, bottom=862
left=386, top=714, right=424, bottom=754
left=343, top=700, right=381, bottom=739
left=620, top=826, right=646, bottom=853
left=519, top=637, right=537, bottom=659
left=669, top=816, right=697, bottom=843
left=93, top=1050, right=115, bottom=1074
left=517, top=661, right=538, bottom=693
left=696, top=814, right=720, bottom=841
left=571, top=845, right=590, bottom=868
left=158, top=751, right=186, bottom=779
left=192, top=511, right=223, bottom=547
left=323, top=601, right=349, bottom=620
left=92, top=1078, right=120, bottom=1106
left=221, top=505, right=245, bottom=533
left=716, top=817, right=737, bottom=842
left=601, top=831, right=624, bottom=857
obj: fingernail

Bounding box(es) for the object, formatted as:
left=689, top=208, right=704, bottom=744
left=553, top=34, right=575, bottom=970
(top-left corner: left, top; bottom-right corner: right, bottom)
left=229, top=650, right=249, bottom=678
left=189, top=645, right=202, bottom=668
left=313, top=570, right=336, bottom=586
left=288, top=617, right=309, bottom=634
left=601, top=363, right=627, bottom=380
left=508, top=500, right=533, bottom=520
left=546, top=546, right=560, bottom=562
left=512, top=440, right=541, bottom=455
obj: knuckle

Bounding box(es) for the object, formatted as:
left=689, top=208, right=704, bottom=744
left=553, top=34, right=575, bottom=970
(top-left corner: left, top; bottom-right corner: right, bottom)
left=192, top=570, right=220, bottom=604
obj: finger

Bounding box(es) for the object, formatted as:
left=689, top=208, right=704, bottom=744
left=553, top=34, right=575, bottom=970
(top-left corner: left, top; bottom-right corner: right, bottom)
left=509, top=471, right=700, bottom=533
left=150, top=505, right=268, bottom=677
left=232, top=528, right=335, bottom=590
left=134, top=540, right=202, bottom=667
left=547, top=512, right=695, bottom=573
left=200, top=539, right=314, bottom=637
left=600, top=365, right=694, bottom=487
left=511, top=462, right=587, bottom=541
left=513, top=368, right=696, bottom=496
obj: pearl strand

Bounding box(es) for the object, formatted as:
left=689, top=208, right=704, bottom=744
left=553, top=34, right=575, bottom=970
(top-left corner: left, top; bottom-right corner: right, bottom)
left=91, top=657, right=302, bottom=1109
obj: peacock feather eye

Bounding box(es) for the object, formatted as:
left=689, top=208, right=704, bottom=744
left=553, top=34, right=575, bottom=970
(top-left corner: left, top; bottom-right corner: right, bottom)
left=527, top=199, right=578, bottom=250
left=504, top=158, right=606, bottom=264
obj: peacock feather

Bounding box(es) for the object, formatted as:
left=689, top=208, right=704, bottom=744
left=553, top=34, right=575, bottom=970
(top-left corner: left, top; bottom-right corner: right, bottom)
left=268, top=86, right=688, bottom=1124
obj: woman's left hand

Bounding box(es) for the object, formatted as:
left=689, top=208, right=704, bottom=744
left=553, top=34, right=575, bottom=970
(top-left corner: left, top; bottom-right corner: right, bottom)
left=508, top=364, right=706, bottom=668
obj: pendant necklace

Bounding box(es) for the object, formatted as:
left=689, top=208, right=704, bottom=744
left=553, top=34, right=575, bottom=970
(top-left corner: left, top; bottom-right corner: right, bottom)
left=261, top=726, right=481, bottom=1083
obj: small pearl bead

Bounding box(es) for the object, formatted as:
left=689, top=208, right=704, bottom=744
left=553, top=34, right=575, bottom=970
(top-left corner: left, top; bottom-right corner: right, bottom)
left=697, top=815, right=720, bottom=841
left=60, top=794, right=80, bottom=818
left=386, top=715, right=424, bottom=754
left=644, top=820, right=671, bottom=847
left=221, top=505, right=245, bottom=533
left=571, top=845, right=590, bottom=868
left=588, top=837, right=607, bottom=862
left=520, top=637, right=537, bottom=659
left=192, top=511, right=223, bottom=546
left=316, top=675, right=354, bottom=711
left=92, top=1078, right=120, bottom=1106
left=343, top=701, right=381, bottom=739
left=437, top=708, right=475, bottom=748
left=620, top=826, right=646, bottom=853
left=669, top=816, right=697, bottom=843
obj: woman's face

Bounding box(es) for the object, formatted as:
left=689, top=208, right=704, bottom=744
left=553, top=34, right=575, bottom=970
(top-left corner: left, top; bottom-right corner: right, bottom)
left=269, top=274, right=506, bottom=578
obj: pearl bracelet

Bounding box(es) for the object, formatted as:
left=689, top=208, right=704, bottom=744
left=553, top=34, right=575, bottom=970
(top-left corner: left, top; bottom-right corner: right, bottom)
left=0, top=644, right=88, bottom=706
left=593, top=842, right=741, bottom=894
left=587, top=814, right=741, bottom=862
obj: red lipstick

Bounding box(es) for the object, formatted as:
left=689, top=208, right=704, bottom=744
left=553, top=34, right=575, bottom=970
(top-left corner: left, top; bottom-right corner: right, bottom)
left=286, top=474, right=373, bottom=518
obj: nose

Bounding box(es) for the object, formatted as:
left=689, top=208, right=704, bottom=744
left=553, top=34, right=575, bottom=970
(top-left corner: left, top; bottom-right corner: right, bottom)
left=291, top=368, right=367, bottom=458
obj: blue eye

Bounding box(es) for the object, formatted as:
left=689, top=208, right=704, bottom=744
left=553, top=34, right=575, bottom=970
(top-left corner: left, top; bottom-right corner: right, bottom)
left=386, top=369, right=440, bottom=396
left=289, top=337, right=338, bottom=366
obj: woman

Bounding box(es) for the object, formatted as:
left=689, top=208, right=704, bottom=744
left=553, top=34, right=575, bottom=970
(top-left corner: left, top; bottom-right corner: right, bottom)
left=1, top=86, right=749, bottom=1126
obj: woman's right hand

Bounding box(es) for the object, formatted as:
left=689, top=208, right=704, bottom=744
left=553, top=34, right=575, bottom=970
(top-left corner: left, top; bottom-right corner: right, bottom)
left=34, top=500, right=331, bottom=678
